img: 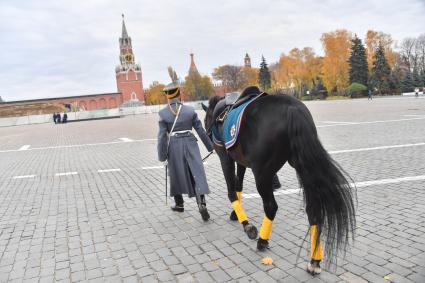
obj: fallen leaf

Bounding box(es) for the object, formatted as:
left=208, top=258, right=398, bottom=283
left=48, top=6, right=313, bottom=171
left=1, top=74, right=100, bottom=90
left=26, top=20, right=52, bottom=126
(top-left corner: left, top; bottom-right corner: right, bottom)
left=261, top=257, right=273, bottom=265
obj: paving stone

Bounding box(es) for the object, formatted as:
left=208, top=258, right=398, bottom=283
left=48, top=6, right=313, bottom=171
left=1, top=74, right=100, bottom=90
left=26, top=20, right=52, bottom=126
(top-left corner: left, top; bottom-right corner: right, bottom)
left=156, top=270, right=174, bottom=281
left=1, top=98, right=425, bottom=282
left=209, top=269, right=231, bottom=282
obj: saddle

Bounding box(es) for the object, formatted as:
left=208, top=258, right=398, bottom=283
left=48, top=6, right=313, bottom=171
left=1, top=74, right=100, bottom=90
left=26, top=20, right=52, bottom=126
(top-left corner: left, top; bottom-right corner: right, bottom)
left=212, top=86, right=267, bottom=149
left=217, top=86, right=263, bottom=122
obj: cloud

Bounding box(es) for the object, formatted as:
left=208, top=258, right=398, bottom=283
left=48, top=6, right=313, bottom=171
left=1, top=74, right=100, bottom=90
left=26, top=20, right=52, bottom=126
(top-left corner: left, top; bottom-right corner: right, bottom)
left=0, top=0, right=424, bottom=100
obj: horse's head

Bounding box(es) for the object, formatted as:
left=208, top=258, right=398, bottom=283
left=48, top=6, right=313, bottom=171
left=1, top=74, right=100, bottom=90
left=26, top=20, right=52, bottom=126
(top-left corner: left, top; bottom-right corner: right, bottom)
left=201, top=96, right=224, bottom=137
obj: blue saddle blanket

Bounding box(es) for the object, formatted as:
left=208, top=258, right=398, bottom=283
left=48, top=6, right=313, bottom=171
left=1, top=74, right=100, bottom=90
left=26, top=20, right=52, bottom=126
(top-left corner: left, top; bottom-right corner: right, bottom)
left=213, top=94, right=263, bottom=149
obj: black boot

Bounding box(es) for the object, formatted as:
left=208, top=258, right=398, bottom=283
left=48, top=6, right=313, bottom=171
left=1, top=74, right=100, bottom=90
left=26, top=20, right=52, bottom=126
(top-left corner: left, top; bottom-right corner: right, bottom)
left=171, top=195, right=184, bottom=212
left=199, top=195, right=210, bottom=221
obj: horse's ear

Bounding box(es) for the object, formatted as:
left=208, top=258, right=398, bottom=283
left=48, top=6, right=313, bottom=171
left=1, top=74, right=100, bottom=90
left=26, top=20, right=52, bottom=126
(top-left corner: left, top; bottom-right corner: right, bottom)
left=201, top=103, right=208, bottom=112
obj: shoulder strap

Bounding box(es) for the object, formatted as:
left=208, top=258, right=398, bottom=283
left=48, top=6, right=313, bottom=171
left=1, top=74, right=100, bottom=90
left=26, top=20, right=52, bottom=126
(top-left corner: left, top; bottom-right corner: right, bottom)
left=169, top=104, right=182, bottom=134
left=166, top=105, right=182, bottom=159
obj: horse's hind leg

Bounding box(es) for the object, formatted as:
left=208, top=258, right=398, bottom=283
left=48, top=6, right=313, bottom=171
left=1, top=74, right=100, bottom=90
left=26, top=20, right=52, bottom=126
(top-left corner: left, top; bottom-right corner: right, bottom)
left=230, top=164, right=246, bottom=221
left=253, top=170, right=278, bottom=251
left=306, top=202, right=324, bottom=275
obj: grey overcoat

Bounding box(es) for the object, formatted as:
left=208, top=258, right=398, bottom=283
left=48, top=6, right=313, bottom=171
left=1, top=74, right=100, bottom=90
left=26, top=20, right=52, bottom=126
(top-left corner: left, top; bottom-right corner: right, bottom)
left=157, top=102, right=214, bottom=197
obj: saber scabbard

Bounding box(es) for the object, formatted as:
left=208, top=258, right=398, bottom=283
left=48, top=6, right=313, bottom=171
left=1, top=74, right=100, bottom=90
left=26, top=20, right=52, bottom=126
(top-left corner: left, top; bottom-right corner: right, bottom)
left=165, top=164, right=168, bottom=205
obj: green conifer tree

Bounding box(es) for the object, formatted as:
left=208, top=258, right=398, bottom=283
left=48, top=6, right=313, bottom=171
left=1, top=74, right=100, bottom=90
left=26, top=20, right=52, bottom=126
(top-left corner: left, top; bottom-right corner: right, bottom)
left=388, top=72, right=400, bottom=94
left=348, top=35, right=368, bottom=86
left=421, top=70, right=425, bottom=86
left=369, top=44, right=391, bottom=94
left=412, top=69, right=422, bottom=87
left=401, top=71, right=415, bottom=93
left=258, top=56, right=271, bottom=91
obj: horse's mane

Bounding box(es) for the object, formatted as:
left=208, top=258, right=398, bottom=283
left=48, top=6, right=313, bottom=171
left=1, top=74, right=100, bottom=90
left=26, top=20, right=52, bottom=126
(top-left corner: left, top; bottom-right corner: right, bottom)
left=208, top=96, right=224, bottom=111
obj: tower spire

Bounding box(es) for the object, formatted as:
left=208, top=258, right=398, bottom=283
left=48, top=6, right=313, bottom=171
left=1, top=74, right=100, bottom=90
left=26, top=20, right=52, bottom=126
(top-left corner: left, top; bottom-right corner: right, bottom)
left=244, top=52, right=251, bottom=68
left=121, top=14, right=128, bottom=38
left=189, top=53, right=199, bottom=75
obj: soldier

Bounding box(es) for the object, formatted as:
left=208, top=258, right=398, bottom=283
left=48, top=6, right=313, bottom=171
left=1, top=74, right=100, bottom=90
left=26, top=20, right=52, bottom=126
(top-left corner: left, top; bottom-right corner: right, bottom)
left=157, top=83, right=214, bottom=221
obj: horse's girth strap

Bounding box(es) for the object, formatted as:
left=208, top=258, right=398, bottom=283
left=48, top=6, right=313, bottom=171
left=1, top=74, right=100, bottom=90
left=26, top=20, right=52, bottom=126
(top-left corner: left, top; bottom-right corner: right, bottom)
left=231, top=200, right=247, bottom=223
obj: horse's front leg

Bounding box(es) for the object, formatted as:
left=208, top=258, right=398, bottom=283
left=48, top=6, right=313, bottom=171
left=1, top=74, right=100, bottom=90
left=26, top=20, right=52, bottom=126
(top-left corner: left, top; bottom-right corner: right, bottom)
left=230, top=163, right=246, bottom=221
left=217, top=151, right=257, bottom=240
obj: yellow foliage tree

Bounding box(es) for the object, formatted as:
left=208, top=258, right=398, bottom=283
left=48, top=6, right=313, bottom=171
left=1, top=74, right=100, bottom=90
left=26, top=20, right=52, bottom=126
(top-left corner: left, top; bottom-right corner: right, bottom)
left=365, top=30, right=397, bottom=71
left=272, top=54, right=296, bottom=90
left=272, top=47, right=322, bottom=95
left=241, top=67, right=259, bottom=89
left=145, top=82, right=167, bottom=105
left=321, top=29, right=352, bottom=95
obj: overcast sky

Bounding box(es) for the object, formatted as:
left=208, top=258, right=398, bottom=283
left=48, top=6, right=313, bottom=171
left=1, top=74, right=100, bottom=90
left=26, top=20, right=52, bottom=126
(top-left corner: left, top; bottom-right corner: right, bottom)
left=0, top=0, right=424, bottom=101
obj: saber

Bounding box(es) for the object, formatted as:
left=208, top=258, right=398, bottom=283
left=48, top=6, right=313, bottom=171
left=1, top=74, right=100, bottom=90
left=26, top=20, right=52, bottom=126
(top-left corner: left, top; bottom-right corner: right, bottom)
left=202, top=151, right=214, bottom=162
left=164, top=157, right=169, bottom=206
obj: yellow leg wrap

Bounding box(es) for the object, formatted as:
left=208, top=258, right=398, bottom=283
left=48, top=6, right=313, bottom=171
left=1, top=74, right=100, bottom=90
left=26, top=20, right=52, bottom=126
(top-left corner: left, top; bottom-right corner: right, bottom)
left=231, top=200, right=247, bottom=223
left=236, top=191, right=242, bottom=204
left=259, top=216, right=273, bottom=240
left=310, top=225, right=324, bottom=260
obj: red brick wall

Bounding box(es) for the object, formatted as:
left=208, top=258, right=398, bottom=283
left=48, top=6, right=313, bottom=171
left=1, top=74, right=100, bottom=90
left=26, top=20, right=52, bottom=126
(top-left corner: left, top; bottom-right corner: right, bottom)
left=116, top=69, right=145, bottom=103
left=1, top=93, right=124, bottom=111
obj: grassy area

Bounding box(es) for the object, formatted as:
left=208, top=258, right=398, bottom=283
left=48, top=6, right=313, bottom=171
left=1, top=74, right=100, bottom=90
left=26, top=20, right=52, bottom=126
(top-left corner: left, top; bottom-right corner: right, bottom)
left=0, top=103, right=66, bottom=118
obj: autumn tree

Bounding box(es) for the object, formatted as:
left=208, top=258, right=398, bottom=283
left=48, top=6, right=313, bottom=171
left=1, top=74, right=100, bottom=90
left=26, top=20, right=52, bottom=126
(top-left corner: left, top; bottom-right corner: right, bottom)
left=272, top=47, right=322, bottom=96
left=369, top=44, right=391, bottom=94
left=145, top=82, right=166, bottom=105
left=212, top=65, right=246, bottom=92
left=302, top=48, right=322, bottom=94
left=349, top=35, right=368, bottom=86
left=272, top=54, right=296, bottom=91
left=399, top=34, right=425, bottom=76
left=258, top=56, right=271, bottom=91
left=184, top=72, right=214, bottom=101
left=321, top=29, right=352, bottom=95
left=365, top=30, right=397, bottom=71
left=240, top=67, right=259, bottom=89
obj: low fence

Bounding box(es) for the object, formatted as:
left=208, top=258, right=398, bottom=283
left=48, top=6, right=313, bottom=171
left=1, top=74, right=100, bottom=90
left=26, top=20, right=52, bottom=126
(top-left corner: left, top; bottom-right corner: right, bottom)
left=0, top=100, right=207, bottom=127
left=402, top=91, right=424, bottom=96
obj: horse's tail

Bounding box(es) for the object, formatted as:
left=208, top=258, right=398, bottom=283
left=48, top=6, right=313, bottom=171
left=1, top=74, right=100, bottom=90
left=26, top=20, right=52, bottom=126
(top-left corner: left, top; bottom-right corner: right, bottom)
left=286, top=102, right=356, bottom=264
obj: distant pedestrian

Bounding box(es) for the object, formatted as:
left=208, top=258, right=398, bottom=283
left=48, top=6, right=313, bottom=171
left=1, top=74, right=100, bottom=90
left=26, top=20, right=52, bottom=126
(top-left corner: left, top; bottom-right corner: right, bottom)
left=368, top=89, right=373, bottom=100
left=57, top=113, right=62, bottom=123
left=415, top=88, right=419, bottom=98
left=53, top=112, right=57, bottom=124
left=63, top=113, right=68, bottom=123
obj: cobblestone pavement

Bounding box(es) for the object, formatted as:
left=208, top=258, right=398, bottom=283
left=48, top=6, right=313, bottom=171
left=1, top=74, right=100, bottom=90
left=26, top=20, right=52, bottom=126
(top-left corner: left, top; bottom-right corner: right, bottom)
left=0, top=96, right=424, bottom=282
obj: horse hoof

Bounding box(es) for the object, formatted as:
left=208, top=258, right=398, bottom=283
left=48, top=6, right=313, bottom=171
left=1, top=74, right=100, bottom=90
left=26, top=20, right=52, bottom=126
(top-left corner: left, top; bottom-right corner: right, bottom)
left=307, top=261, right=322, bottom=275
left=229, top=210, right=238, bottom=221
left=244, top=224, right=258, bottom=239
left=257, top=238, right=269, bottom=251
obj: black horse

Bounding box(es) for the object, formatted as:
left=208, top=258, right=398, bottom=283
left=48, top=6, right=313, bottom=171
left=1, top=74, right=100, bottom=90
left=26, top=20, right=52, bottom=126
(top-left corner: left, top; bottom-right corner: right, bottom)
left=202, top=86, right=356, bottom=274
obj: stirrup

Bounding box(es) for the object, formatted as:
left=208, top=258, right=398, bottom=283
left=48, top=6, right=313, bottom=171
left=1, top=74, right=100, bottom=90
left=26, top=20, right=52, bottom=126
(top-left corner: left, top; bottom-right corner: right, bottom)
left=217, top=109, right=229, bottom=122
